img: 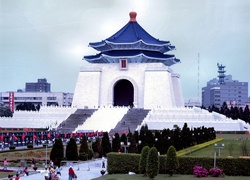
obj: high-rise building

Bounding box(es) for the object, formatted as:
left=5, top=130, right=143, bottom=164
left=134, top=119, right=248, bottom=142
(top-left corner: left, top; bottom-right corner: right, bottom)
left=202, top=64, right=248, bottom=108
left=25, top=78, right=51, bottom=92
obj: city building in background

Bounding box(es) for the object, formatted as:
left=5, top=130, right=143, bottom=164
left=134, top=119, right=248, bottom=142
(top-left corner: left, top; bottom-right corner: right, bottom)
left=202, top=63, right=249, bottom=108
left=0, top=92, right=73, bottom=108
left=25, top=78, right=51, bottom=92
left=0, top=78, right=73, bottom=109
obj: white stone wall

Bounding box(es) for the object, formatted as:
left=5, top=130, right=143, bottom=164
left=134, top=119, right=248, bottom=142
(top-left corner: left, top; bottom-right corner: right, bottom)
left=72, top=71, right=101, bottom=108
left=72, top=62, right=184, bottom=109
left=144, top=70, right=174, bottom=109
left=171, top=73, right=184, bottom=107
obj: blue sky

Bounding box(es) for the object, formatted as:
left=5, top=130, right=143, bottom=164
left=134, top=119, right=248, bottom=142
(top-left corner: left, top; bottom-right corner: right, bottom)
left=1, top=0, right=250, bottom=102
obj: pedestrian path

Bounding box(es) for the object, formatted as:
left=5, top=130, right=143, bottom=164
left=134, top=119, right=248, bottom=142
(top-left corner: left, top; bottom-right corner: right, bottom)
left=0, top=158, right=106, bottom=180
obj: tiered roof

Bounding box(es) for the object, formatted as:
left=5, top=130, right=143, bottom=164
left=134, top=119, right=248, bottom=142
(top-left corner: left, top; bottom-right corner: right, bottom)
left=84, top=12, right=180, bottom=66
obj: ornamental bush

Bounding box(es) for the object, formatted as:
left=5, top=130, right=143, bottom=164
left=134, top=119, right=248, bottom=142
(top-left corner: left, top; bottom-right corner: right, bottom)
left=193, top=165, right=209, bottom=177
left=147, top=147, right=159, bottom=179
left=66, top=138, right=78, bottom=161
left=209, top=167, right=224, bottom=177
left=27, top=144, right=33, bottom=149
left=139, top=146, right=150, bottom=176
left=166, top=145, right=179, bottom=176
left=9, top=146, right=16, bottom=150
left=50, top=138, right=64, bottom=166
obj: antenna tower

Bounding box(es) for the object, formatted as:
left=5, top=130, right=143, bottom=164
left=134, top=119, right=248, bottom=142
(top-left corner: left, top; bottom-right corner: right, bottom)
left=217, top=63, right=226, bottom=84
left=197, top=53, right=200, bottom=104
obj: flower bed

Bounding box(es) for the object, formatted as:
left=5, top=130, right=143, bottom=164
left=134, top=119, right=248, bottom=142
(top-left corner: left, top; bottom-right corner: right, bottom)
left=193, top=165, right=224, bottom=178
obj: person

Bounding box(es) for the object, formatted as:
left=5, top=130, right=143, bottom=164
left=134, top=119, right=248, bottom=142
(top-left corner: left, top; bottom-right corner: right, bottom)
left=3, top=158, right=8, bottom=170
left=31, top=158, right=35, bottom=165
left=17, top=166, right=22, bottom=175
left=15, top=174, right=20, bottom=180
left=7, top=174, right=13, bottom=180
left=102, top=157, right=106, bottom=168
left=55, top=166, right=62, bottom=176
left=49, top=160, right=54, bottom=168
left=68, top=166, right=75, bottom=180
left=23, top=167, right=29, bottom=176
left=42, top=167, right=50, bottom=180
left=31, top=158, right=36, bottom=170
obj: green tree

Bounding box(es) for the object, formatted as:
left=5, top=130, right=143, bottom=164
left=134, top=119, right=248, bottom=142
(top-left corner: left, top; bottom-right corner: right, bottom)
left=112, top=133, right=121, bottom=152
left=78, top=135, right=89, bottom=161
left=66, top=138, right=78, bottom=161
left=50, top=138, right=64, bottom=166
left=147, top=147, right=159, bottom=180
left=16, top=102, right=36, bottom=111
left=101, top=132, right=111, bottom=157
left=166, top=145, right=179, bottom=176
left=243, top=105, right=250, bottom=123
left=0, top=105, right=13, bottom=117
left=92, top=137, right=103, bottom=158
left=128, top=133, right=137, bottom=153
left=181, top=123, right=191, bottom=148
left=139, top=146, right=150, bottom=176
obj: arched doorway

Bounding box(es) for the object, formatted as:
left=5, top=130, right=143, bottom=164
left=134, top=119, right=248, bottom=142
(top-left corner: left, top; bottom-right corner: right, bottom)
left=113, top=79, right=134, bottom=106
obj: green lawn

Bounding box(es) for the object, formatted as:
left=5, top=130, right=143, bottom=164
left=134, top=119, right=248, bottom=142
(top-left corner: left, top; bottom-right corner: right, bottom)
left=183, top=133, right=250, bottom=158
left=0, top=171, right=17, bottom=179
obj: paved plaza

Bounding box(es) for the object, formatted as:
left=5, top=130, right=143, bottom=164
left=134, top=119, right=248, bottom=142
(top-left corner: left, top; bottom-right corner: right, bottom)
left=0, top=158, right=105, bottom=180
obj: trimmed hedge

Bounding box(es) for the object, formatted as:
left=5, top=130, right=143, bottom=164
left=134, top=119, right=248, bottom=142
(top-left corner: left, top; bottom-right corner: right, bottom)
left=107, top=153, right=250, bottom=176
left=27, top=144, right=33, bottom=149
left=9, top=146, right=16, bottom=150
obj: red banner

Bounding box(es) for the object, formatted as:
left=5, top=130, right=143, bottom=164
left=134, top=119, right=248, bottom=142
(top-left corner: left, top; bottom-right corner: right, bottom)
left=8, top=92, right=14, bottom=112
left=22, top=134, right=26, bottom=140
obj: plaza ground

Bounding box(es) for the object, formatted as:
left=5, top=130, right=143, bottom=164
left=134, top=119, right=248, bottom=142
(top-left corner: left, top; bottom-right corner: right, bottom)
left=0, top=158, right=105, bottom=180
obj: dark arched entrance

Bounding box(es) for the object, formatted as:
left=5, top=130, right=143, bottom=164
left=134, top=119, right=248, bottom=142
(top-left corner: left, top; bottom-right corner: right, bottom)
left=113, top=79, right=134, bottom=106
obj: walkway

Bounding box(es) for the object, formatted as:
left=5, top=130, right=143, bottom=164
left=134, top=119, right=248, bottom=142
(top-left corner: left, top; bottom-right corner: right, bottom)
left=0, top=158, right=105, bottom=180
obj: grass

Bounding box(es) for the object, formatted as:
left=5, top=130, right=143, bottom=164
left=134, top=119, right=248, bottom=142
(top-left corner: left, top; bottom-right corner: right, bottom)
left=0, top=171, right=17, bottom=179
left=183, top=133, right=250, bottom=158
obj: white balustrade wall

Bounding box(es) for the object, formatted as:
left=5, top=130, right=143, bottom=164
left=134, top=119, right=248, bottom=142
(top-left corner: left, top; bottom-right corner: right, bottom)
left=0, top=106, right=76, bottom=129
left=137, top=107, right=250, bottom=132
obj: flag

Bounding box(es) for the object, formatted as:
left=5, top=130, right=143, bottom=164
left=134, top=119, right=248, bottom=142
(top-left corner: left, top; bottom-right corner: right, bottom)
left=22, top=134, right=26, bottom=140
left=13, top=135, right=18, bottom=140
left=0, top=135, right=3, bottom=141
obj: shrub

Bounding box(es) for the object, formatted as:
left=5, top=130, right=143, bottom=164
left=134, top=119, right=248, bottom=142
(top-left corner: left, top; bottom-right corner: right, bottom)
left=139, top=146, right=150, bottom=176
left=209, top=167, right=224, bottom=177
left=9, top=146, right=16, bottom=150
left=66, top=138, right=78, bottom=160
left=193, top=165, right=209, bottom=177
left=166, top=145, right=179, bottom=176
left=50, top=138, right=64, bottom=166
left=27, top=144, right=33, bottom=149
left=147, top=147, right=159, bottom=179
left=78, top=152, right=88, bottom=161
